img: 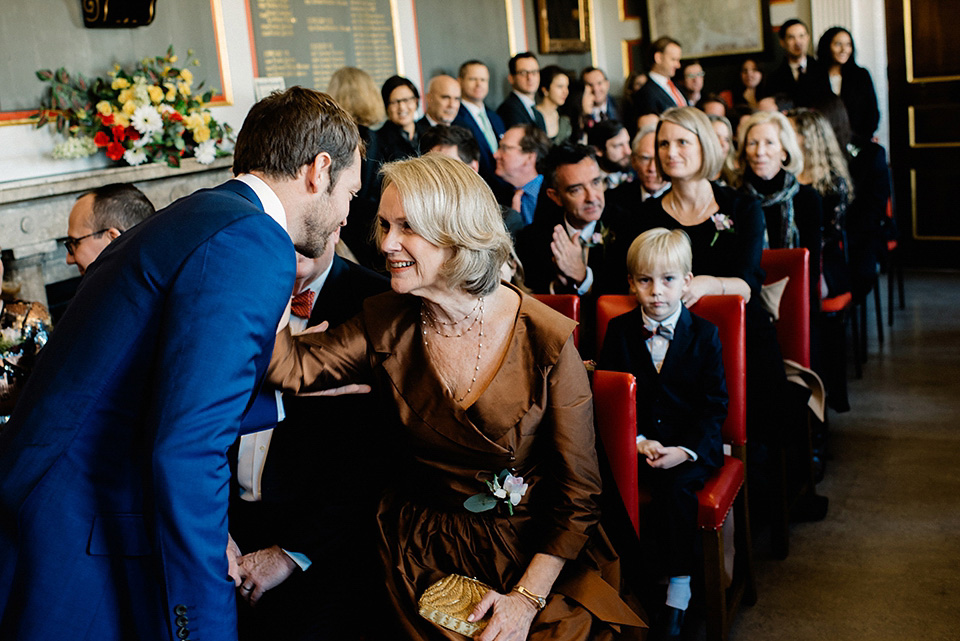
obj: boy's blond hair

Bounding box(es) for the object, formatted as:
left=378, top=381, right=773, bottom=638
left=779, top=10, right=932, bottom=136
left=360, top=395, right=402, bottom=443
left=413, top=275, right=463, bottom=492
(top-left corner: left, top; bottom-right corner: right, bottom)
left=626, top=228, right=693, bottom=277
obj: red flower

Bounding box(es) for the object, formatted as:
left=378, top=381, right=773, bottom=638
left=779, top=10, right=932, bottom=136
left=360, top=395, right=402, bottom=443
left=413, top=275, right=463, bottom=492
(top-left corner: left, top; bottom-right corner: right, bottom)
left=125, top=127, right=140, bottom=141
left=112, top=126, right=126, bottom=142
left=100, top=113, right=114, bottom=126
left=106, top=142, right=125, bottom=161
left=169, top=111, right=183, bottom=122
left=93, top=131, right=109, bottom=147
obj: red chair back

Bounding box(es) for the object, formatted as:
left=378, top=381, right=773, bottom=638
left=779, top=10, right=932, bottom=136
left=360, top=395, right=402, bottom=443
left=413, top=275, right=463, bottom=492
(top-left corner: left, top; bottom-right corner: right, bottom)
left=761, top=248, right=810, bottom=368
left=592, top=370, right=640, bottom=536
left=533, top=294, right=580, bottom=349
left=595, top=294, right=746, bottom=447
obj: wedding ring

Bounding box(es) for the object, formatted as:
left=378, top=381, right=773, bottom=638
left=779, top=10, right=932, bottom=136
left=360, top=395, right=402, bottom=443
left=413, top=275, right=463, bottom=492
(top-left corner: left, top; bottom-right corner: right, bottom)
left=241, top=585, right=253, bottom=592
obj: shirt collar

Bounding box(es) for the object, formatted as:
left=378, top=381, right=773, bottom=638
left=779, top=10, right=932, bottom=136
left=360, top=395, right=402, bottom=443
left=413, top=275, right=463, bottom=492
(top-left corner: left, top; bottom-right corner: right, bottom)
left=521, top=174, right=543, bottom=198
left=563, top=216, right=598, bottom=242
left=233, top=174, right=288, bottom=234
left=648, top=71, right=674, bottom=92
left=514, top=90, right=537, bottom=112
left=462, top=100, right=486, bottom=120
left=641, top=303, right=683, bottom=332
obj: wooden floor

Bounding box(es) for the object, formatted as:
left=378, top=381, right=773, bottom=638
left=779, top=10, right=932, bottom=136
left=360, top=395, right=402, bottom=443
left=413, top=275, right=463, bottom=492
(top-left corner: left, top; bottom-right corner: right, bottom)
left=724, top=270, right=960, bottom=641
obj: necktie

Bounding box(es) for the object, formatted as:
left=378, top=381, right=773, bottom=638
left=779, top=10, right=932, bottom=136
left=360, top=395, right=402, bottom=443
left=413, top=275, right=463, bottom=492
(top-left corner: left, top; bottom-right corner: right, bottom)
left=290, top=289, right=315, bottom=319
left=666, top=80, right=686, bottom=107
left=477, top=110, right=499, bottom=153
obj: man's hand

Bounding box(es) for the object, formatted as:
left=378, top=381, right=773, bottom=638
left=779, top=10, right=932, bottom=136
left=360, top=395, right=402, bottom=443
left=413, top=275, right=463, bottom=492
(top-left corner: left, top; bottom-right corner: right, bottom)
left=226, top=534, right=243, bottom=586
left=550, top=225, right=587, bottom=286
left=236, top=545, right=298, bottom=606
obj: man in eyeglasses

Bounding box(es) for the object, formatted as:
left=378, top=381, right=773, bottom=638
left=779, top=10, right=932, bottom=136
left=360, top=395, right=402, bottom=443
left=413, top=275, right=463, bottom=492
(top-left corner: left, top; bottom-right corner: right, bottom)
left=497, top=52, right=546, bottom=132
left=65, top=183, right=155, bottom=275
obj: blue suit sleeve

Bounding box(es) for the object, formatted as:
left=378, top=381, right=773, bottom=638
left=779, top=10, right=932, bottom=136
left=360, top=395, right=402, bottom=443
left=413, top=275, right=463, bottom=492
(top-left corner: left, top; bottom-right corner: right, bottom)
left=146, top=216, right=294, bottom=641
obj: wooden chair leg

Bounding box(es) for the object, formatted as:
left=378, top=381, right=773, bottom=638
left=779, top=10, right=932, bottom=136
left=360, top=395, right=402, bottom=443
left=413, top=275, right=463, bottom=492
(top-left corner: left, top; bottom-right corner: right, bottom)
left=897, top=258, right=905, bottom=310
left=858, top=298, right=868, bottom=363
left=734, top=480, right=758, bottom=606
left=702, top=527, right=729, bottom=641
left=887, top=258, right=895, bottom=327
left=850, top=306, right=863, bottom=379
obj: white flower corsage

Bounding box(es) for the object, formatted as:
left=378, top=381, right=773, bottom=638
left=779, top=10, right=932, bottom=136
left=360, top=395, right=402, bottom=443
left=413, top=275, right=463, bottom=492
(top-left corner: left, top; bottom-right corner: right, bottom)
left=464, top=469, right=528, bottom=516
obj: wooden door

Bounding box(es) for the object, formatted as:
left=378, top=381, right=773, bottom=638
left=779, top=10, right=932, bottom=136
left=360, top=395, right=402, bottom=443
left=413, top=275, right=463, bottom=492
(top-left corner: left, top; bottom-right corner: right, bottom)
left=885, top=0, right=960, bottom=266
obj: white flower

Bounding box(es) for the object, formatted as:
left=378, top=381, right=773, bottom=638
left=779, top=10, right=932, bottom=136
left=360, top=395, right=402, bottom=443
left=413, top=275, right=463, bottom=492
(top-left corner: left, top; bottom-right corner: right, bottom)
left=131, top=105, right=163, bottom=136
left=502, top=473, right=528, bottom=506
left=195, top=139, right=218, bottom=164
left=123, top=147, right=148, bottom=166
left=710, top=213, right=733, bottom=231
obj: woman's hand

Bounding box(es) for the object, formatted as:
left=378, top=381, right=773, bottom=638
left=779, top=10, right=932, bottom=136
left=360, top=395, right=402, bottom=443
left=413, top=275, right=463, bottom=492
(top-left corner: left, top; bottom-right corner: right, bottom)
left=681, top=275, right=717, bottom=307
left=468, top=590, right=538, bottom=641
left=645, top=446, right=690, bottom=469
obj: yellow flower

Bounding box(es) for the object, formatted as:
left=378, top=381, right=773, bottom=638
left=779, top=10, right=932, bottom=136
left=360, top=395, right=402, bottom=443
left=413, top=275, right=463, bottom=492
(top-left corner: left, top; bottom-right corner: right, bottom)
left=179, top=69, right=193, bottom=84
left=148, top=85, right=164, bottom=104
left=118, top=88, right=135, bottom=105
left=178, top=81, right=191, bottom=98
left=193, top=124, right=211, bottom=143
left=202, top=112, right=211, bottom=124
left=164, top=83, right=177, bottom=101
left=163, top=66, right=171, bottom=75
left=112, top=77, right=130, bottom=90
left=169, top=55, right=178, bottom=63
left=183, top=113, right=204, bottom=131
left=113, top=113, right=130, bottom=128
left=123, top=100, right=137, bottom=115
left=96, top=101, right=113, bottom=116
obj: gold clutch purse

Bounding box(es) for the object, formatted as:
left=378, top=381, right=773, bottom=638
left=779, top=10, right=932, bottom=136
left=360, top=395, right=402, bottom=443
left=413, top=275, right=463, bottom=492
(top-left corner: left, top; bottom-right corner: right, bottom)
left=418, top=574, right=492, bottom=636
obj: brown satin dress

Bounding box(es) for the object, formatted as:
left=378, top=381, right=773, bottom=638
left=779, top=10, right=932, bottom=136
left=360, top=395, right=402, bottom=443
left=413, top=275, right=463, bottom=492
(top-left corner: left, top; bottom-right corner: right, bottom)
left=269, top=284, right=646, bottom=640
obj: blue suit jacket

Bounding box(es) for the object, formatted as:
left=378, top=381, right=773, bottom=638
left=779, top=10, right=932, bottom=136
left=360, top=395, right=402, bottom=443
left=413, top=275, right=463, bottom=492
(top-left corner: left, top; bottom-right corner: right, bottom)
left=496, top=91, right=547, bottom=131
left=598, top=306, right=727, bottom=469
left=0, top=180, right=295, bottom=641
left=452, top=102, right=505, bottom=185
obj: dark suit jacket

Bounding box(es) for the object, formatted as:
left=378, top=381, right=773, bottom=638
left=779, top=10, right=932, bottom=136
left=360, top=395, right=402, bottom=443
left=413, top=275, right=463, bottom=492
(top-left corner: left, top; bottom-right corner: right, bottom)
left=584, top=95, right=621, bottom=128
left=634, top=80, right=680, bottom=116
left=497, top=91, right=547, bottom=131
left=598, top=305, right=727, bottom=469
left=810, top=64, right=880, bottom=140
left=765, top=57, right=822, bottom=106
left=452, top=103, right=507, bottom=188
left=230, top=255, right=389, bottom=639
left=0, top=180, right=295, bottom=641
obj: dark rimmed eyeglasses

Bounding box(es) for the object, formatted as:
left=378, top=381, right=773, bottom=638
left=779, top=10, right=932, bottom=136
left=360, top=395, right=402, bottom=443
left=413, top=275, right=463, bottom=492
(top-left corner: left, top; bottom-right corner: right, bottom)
left=64, top=229, right=110, bottom=256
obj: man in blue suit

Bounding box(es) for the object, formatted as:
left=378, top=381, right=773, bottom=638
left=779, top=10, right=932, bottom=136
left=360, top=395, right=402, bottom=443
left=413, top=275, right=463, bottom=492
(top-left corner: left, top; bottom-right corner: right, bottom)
left=0, top=87, right=362, bottom=641
left=452, top=60, right=506, bottom=189
left=496, top=52, right=547, bottom=132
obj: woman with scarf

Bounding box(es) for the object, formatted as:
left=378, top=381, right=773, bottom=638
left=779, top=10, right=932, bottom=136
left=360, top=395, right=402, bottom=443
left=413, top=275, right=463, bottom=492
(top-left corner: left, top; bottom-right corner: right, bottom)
left=737, top=111, right=823, bottom=313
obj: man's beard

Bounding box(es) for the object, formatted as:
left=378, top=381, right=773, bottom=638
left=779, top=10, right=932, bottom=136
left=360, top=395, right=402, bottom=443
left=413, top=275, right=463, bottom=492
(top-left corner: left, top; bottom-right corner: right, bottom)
left=294, top=201, right=337, bottom=259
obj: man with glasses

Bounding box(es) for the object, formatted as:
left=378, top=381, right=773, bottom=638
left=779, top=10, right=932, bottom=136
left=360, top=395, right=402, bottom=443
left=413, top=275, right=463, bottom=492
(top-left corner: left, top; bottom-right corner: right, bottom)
left=494, top=124, right=549, bottom=229
left=65, top=183, right=155, bottom=275
left=497, top=52, right=547, bottom=132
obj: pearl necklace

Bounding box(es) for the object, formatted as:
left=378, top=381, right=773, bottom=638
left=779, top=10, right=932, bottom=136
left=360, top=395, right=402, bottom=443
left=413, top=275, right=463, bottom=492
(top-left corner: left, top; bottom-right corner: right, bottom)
left=421, top=297, right=484, bottom=402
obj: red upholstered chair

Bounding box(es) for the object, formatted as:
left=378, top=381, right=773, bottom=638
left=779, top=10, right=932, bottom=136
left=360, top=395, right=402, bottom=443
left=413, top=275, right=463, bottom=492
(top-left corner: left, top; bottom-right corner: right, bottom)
left=533, top=294, right=580, bottom=350
left=594, top=295, right=756, bottom=641
left=760, top=248, right=810, bottom=368
left=884, top=197, right=905, bottom=327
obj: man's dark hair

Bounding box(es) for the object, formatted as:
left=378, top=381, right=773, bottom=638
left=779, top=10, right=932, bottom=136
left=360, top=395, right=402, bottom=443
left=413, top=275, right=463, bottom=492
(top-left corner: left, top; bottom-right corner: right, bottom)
left=647, top=36, right=681, bottom=69
left=767, top=92, right=796, bottom=113
left=540, top=143, right=598, bottom=189
left=586, top=119, right=626, bottom=153
left=233, top=87, right=360, bottom=191
left=697, top=93, right=729, bottom=116
left=512, top=124, right=551, bottom=164
left=458, top=60, right=487, bottom=79
left=779, top=19, right=808, bottom=40
left=421, top=125, right=481, bottom=164
left=82, top=183, right=155, bottom=232
left=508, top=52, right=538, bottom=75
left=580, top=66, right=607, bottom=81
left=380, top=75, right=420, bottom=109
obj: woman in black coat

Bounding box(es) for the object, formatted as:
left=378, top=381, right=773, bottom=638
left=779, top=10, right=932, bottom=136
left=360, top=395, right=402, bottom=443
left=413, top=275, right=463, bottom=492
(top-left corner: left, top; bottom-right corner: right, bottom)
left=813, top=27, right=880, bottom=142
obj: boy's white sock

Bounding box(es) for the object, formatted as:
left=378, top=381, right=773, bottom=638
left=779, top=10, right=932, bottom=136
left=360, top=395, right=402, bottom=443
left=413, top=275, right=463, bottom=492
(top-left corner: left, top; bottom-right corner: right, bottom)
left=665, top=575, right=691, bottom=610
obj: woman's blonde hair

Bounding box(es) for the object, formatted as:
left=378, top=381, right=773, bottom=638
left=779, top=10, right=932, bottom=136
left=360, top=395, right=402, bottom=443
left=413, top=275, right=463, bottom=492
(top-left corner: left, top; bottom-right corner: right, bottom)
left=655, top=106, right=724, bottom=182
left=737, top=110, right=804, bottom=181
left=788, top=108, right=853, bottom=199
left=326, top=67, right=385, bottom=127
left=626, top=228, right=693, bottom=278
left=378, top=153, right=512, bottom=296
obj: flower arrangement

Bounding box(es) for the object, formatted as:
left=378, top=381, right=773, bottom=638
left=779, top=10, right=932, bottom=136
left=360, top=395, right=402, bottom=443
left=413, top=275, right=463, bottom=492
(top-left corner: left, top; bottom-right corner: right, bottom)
left=709, top=213, right=734, bottom=246
left=464, top=469, right=529, bottom=516
left=33, top=46, right=233, bottom=168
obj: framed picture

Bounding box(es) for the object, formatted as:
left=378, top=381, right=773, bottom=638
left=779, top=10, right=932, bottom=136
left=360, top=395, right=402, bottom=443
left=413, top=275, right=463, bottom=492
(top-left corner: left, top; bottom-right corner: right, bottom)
left=536, top=0, right=591, bottom=54
left=647, top=0, right=764, bottom=58
left=620, top=0, right=642, bottom=20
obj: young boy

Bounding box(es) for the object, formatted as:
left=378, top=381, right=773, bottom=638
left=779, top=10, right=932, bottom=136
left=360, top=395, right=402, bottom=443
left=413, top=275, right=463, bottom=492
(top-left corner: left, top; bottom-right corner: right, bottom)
left=598, top=228, right=728, bottom=639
